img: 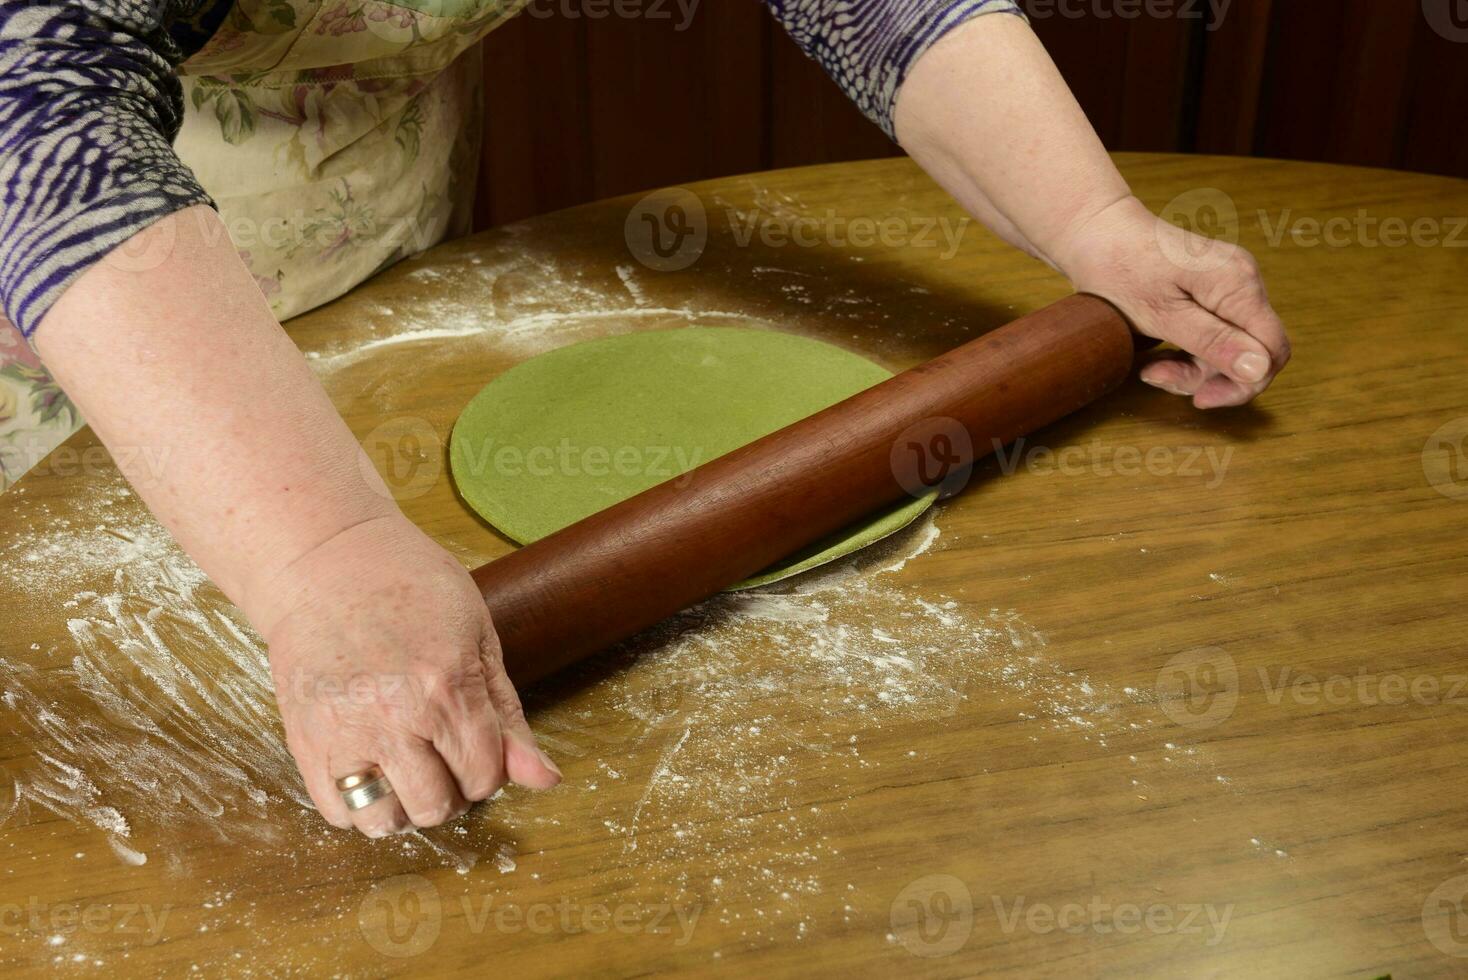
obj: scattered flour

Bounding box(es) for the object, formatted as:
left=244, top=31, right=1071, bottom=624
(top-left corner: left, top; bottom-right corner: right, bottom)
left=614, top=264, right=648, bottom=306
left=0, top=235, right=1239, bottom=960
left=304, top=248, right=762, bottom=377
left=0, top=477, right=486, bottom=881
left=510, top=513, right=1206, bottom=945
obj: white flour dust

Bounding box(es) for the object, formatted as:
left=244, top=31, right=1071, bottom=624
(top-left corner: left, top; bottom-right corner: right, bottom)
left=513, top=514, right=1192, bottom=944
left=0, top=480, right=486, bottom=877
left=304, top=248, right=763, bottom=378
left=2, top=231, right=1237, bottom=956
left=1, top=471, right=1233, bottom=956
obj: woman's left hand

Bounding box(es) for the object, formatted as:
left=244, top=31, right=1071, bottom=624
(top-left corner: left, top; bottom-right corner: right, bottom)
left=1054, top=195, right=1291, bottom=409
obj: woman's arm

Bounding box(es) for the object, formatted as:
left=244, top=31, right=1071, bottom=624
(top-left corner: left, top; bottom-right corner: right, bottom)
left=764, top=2, right=1289, bottom=408
left=893, top=15, right=1290, bottom=408
left=4, top=3, right=559, bottom=836
left=0, top=1, right=214, bottom=336
left=36, top=207, right=561, bottom=836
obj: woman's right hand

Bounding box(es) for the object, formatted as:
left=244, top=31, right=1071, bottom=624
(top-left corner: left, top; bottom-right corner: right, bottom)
left=255, top=514, right=561, bottom=836
left=31, top=207, right=559, bottom=837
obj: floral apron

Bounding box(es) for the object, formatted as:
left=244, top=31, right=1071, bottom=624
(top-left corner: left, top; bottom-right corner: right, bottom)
left=0, top=0, right=523, bottom=490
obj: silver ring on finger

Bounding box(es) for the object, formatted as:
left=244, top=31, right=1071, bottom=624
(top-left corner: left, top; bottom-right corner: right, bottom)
left=337, top=765, right=395, bottom=811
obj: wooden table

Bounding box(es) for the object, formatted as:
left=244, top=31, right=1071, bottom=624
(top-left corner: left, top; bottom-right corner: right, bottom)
left=2, top=154, right=1466, bottom=977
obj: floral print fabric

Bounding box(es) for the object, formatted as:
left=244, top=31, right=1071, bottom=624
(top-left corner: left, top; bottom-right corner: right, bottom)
left=0, top=0, right=521, bottom=489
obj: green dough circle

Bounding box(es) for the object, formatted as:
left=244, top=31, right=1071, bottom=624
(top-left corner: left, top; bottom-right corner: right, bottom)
left=450, top=327, right=934, bottom=590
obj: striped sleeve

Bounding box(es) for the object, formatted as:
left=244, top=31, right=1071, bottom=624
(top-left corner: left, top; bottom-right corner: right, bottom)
left=0, top=1, right=220, bottom=339
left=762, top=0, right=1026, bottom=139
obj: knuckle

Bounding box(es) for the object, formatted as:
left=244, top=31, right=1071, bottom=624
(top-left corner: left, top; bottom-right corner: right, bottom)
left=1138, top=289, right=1178, bottom=322
left=479, top=641, right=507, bottom=673
left=361, top=815, right=404, bottom=838
left=1200, top=323, right=1238, bottom=362
left=410, top=800, right=458, bottom=827
left=496, top=698, right=528, bottom=731
left=463, top=772, right=506, bottom=802
left=1227, top=248, right=1260, bottom=278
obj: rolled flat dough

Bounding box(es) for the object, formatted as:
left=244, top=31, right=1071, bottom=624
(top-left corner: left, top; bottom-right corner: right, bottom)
left=450, top=327, right=934, bottom=590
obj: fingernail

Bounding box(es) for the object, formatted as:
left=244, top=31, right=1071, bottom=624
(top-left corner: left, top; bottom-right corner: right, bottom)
left=1142, top=377, right=1186, bottom=397
left=1233, top=352, right=1269, bottom=382
left=537, top=747, right=562, bottom=778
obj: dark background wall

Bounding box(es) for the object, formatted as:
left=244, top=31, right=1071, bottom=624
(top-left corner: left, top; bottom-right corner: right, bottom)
left=474, top=0, right=1468, bottom=229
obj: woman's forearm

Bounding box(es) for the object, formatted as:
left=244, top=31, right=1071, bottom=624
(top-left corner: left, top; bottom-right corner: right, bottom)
left=892, top=13, right=1290, bottom=410
left=892, top=13, right=1132, bottom=273
left=32, top=206, right=395, bottom=631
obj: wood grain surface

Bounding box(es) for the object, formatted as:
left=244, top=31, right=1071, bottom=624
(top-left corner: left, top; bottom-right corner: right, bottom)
left=2, top=153, right=1466, bottom=978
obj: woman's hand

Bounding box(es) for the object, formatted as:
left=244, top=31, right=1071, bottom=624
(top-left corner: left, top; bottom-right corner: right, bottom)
left=893, top=16, right=1290, bottom=408
left=256, top=515, right=561, bottom=836
left=1054, top=195, right=1291, bottom=410
left=34, top=208, right=559, bottom=838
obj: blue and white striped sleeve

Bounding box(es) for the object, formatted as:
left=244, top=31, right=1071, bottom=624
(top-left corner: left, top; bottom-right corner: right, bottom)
left=0, top=1, right=219, bottom=339
left=762, top=0, right=1026, bottom=139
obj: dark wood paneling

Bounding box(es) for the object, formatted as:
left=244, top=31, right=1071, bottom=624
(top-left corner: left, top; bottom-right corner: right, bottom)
left=1400, top=13, right=1468, bottom=177
left=1026, top=10, right=1132, bottom=142
left=1116, top=13, right=1197, bottom=151
left=767, top=30, right=899, bottom=170
left=1194, top=0, right=1273, bottom=155
left=583, top=4, right=768, bottom=199
left=1252, top=0, right=1417, bottom=169
left=475, top=2, right=1468, bottom=231
left=478, top=13, right=595, bottom=225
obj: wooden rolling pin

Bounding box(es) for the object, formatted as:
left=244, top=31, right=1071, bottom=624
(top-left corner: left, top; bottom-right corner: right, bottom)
left=473, top=293, right=1134, bottom=686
